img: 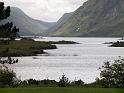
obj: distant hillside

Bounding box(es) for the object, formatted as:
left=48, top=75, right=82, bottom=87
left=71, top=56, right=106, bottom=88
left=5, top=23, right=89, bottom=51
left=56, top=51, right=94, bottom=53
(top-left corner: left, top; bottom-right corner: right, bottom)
left=47, top=12, right=73, bottom=36
left=0, top=7, right=55, bottom=36
left=50, top=0, right=124, bottom=37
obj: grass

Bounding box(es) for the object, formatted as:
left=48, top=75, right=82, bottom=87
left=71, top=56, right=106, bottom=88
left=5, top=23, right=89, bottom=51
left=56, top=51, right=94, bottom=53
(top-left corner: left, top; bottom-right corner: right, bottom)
left=0, top=87, right=123, bottom=93
left=0, top=38, right=79, bottom=57
left=0, top=38, right=57, bottom=57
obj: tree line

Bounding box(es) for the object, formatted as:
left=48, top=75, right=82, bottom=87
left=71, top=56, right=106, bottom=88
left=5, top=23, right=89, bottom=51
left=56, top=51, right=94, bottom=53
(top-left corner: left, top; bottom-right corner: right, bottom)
left=0, top=57, right=124, bottom=88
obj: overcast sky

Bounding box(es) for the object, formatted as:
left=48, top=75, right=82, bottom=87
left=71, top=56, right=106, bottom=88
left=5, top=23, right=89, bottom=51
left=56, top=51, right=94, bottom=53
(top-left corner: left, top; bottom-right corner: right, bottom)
left=2, top=0, right=87, bottom=22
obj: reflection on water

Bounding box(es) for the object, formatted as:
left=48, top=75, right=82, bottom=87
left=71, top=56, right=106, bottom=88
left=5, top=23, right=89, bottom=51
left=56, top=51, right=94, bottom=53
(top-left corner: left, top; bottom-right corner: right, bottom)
left=10, top=37, right=124, bottom=83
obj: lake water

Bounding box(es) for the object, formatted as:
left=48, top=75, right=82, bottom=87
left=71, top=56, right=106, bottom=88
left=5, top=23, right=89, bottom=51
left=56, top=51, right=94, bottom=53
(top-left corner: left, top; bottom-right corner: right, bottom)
left=10, top=37, right=124, bottom=83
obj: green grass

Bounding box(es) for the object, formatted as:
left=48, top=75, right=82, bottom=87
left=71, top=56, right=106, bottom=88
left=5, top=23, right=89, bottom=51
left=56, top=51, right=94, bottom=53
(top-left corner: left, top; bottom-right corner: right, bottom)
left=0, top=38, right=79, bottom=57
left=0, top=87, right=123, bottom=93
left=0, top=39, right=57, bottom=57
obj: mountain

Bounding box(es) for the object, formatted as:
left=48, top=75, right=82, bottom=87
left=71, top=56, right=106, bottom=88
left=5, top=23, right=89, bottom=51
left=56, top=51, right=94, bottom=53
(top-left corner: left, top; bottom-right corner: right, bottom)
left=46, top=12, right=73, bottom=36
left=0, top=7, right=55, bottom=36
left=50, top=0, right=124, bottom=37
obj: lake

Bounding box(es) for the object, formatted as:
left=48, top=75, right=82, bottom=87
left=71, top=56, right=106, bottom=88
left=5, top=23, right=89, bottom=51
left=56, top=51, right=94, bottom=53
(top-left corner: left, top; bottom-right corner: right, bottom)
left=10, top=37, right=124, bottom=83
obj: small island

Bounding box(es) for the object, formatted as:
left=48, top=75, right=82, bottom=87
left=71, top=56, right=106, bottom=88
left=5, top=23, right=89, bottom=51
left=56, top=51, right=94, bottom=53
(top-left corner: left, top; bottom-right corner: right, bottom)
left=0, top=38, right=79, bottom=57
left=103, top=42, right=113, bottom=44
left=110, top=41, right=124, bottom=47
left=43, top=40, right=79, bottom=44
left=0, top=38, right=57, bottom=57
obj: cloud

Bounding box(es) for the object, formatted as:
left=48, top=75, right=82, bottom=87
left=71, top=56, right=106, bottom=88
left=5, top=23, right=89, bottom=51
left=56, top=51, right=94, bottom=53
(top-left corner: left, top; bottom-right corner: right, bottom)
left=2, top=0, right=87, bottom=22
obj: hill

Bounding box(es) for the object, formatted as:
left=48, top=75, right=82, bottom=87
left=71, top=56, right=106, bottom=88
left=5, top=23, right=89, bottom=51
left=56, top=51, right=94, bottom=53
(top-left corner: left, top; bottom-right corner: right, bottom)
left=47, top=12, right=73, bottom=36
left=50, top=0, right=124, bottom=37
left=0, top=7, right=55, bottom=36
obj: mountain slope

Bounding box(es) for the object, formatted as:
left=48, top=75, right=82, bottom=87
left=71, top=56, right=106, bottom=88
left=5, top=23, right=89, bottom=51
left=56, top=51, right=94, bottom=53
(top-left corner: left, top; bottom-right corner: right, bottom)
left=0, top=7, right=55, bottom=36
left=46, top=12, right=73, bottom=36
left=51, top=0, right=124, bottom=37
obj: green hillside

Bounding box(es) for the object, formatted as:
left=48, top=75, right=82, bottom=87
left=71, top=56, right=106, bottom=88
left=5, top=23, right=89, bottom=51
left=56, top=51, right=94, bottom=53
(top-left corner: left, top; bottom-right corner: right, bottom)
left=47, top=13, right=73, bottom=36
left=51, top=0, right=124, bottom=37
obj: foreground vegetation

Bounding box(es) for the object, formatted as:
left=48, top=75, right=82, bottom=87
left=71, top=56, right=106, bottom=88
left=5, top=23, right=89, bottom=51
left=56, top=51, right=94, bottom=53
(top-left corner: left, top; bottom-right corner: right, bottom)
left=0, top=87, right=124, bottom=93
left=0, top=38, right=57, bottom=57
left=0, top=57, right=124, bottom=88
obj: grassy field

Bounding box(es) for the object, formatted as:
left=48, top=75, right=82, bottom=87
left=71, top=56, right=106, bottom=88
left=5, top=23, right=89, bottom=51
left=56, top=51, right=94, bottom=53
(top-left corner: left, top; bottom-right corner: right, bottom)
left=0, top=38, right=56, bottom=56
left=0, top=87, right=123, bottom=93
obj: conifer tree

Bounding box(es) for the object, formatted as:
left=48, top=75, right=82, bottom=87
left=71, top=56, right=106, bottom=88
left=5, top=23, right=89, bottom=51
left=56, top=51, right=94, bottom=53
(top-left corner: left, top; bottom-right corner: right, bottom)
left=0, top=2, right=19, bottom=40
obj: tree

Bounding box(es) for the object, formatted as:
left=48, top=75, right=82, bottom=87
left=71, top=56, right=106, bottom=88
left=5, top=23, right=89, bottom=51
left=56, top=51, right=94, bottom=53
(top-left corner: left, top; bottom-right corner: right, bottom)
left=58, top=75, right=70, bottom=87
left=0, top=57, right=18, bottom=64
left=0, top=2, right=19, bottom=40
left=0, top=2, right=19, bottom=64
left=0, top=2, right=19, bottom=87
left=97, top=57, right=124, bottom=88
left=0, top=2, right=10, bottom=20
left=74, top=79, right=84, bottom=86
left=0, top=65, right=17, bottom=87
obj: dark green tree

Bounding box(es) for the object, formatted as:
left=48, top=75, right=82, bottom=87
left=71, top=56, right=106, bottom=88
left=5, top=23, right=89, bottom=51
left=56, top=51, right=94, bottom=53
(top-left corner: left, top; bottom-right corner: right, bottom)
left=0, top=57, right=18, bottom=64
left=58, top=75, right=70, bottom=87
left=0, top=2, right=10, bottom=20
left=0, top=65, right=17, bottom=87
left=0, top=2, right=19, bottom=40
left=97, top=57, right=124, bottom=88
left=0, top=2, right=19, bottom=88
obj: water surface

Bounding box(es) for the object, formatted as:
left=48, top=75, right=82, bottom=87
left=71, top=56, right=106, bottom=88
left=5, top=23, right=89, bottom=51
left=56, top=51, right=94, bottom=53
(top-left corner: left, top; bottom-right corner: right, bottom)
left=10, top=37, right=124, bottom=83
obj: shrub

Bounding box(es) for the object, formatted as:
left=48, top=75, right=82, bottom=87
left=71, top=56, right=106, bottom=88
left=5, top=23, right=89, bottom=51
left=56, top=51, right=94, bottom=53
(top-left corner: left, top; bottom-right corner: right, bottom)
left=58, top=75, right=70, bottom=87
left=97, top=57, right=124, bottom=88
left=0, top=65, right=17, bottom=87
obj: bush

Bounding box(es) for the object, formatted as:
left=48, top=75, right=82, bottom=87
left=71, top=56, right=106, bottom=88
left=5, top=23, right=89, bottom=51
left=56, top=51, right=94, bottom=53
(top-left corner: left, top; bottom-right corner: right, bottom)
left=74, top=79, right=84, bottom=86
left=58, top=75, right=70, bottom=87
left=0, top=65, right=17, bottom=87
left=0, top=57, right=18, bottom=64
left=97, top=57, right=124, bottom=88
left=21, top=38, right=35, bottom=42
